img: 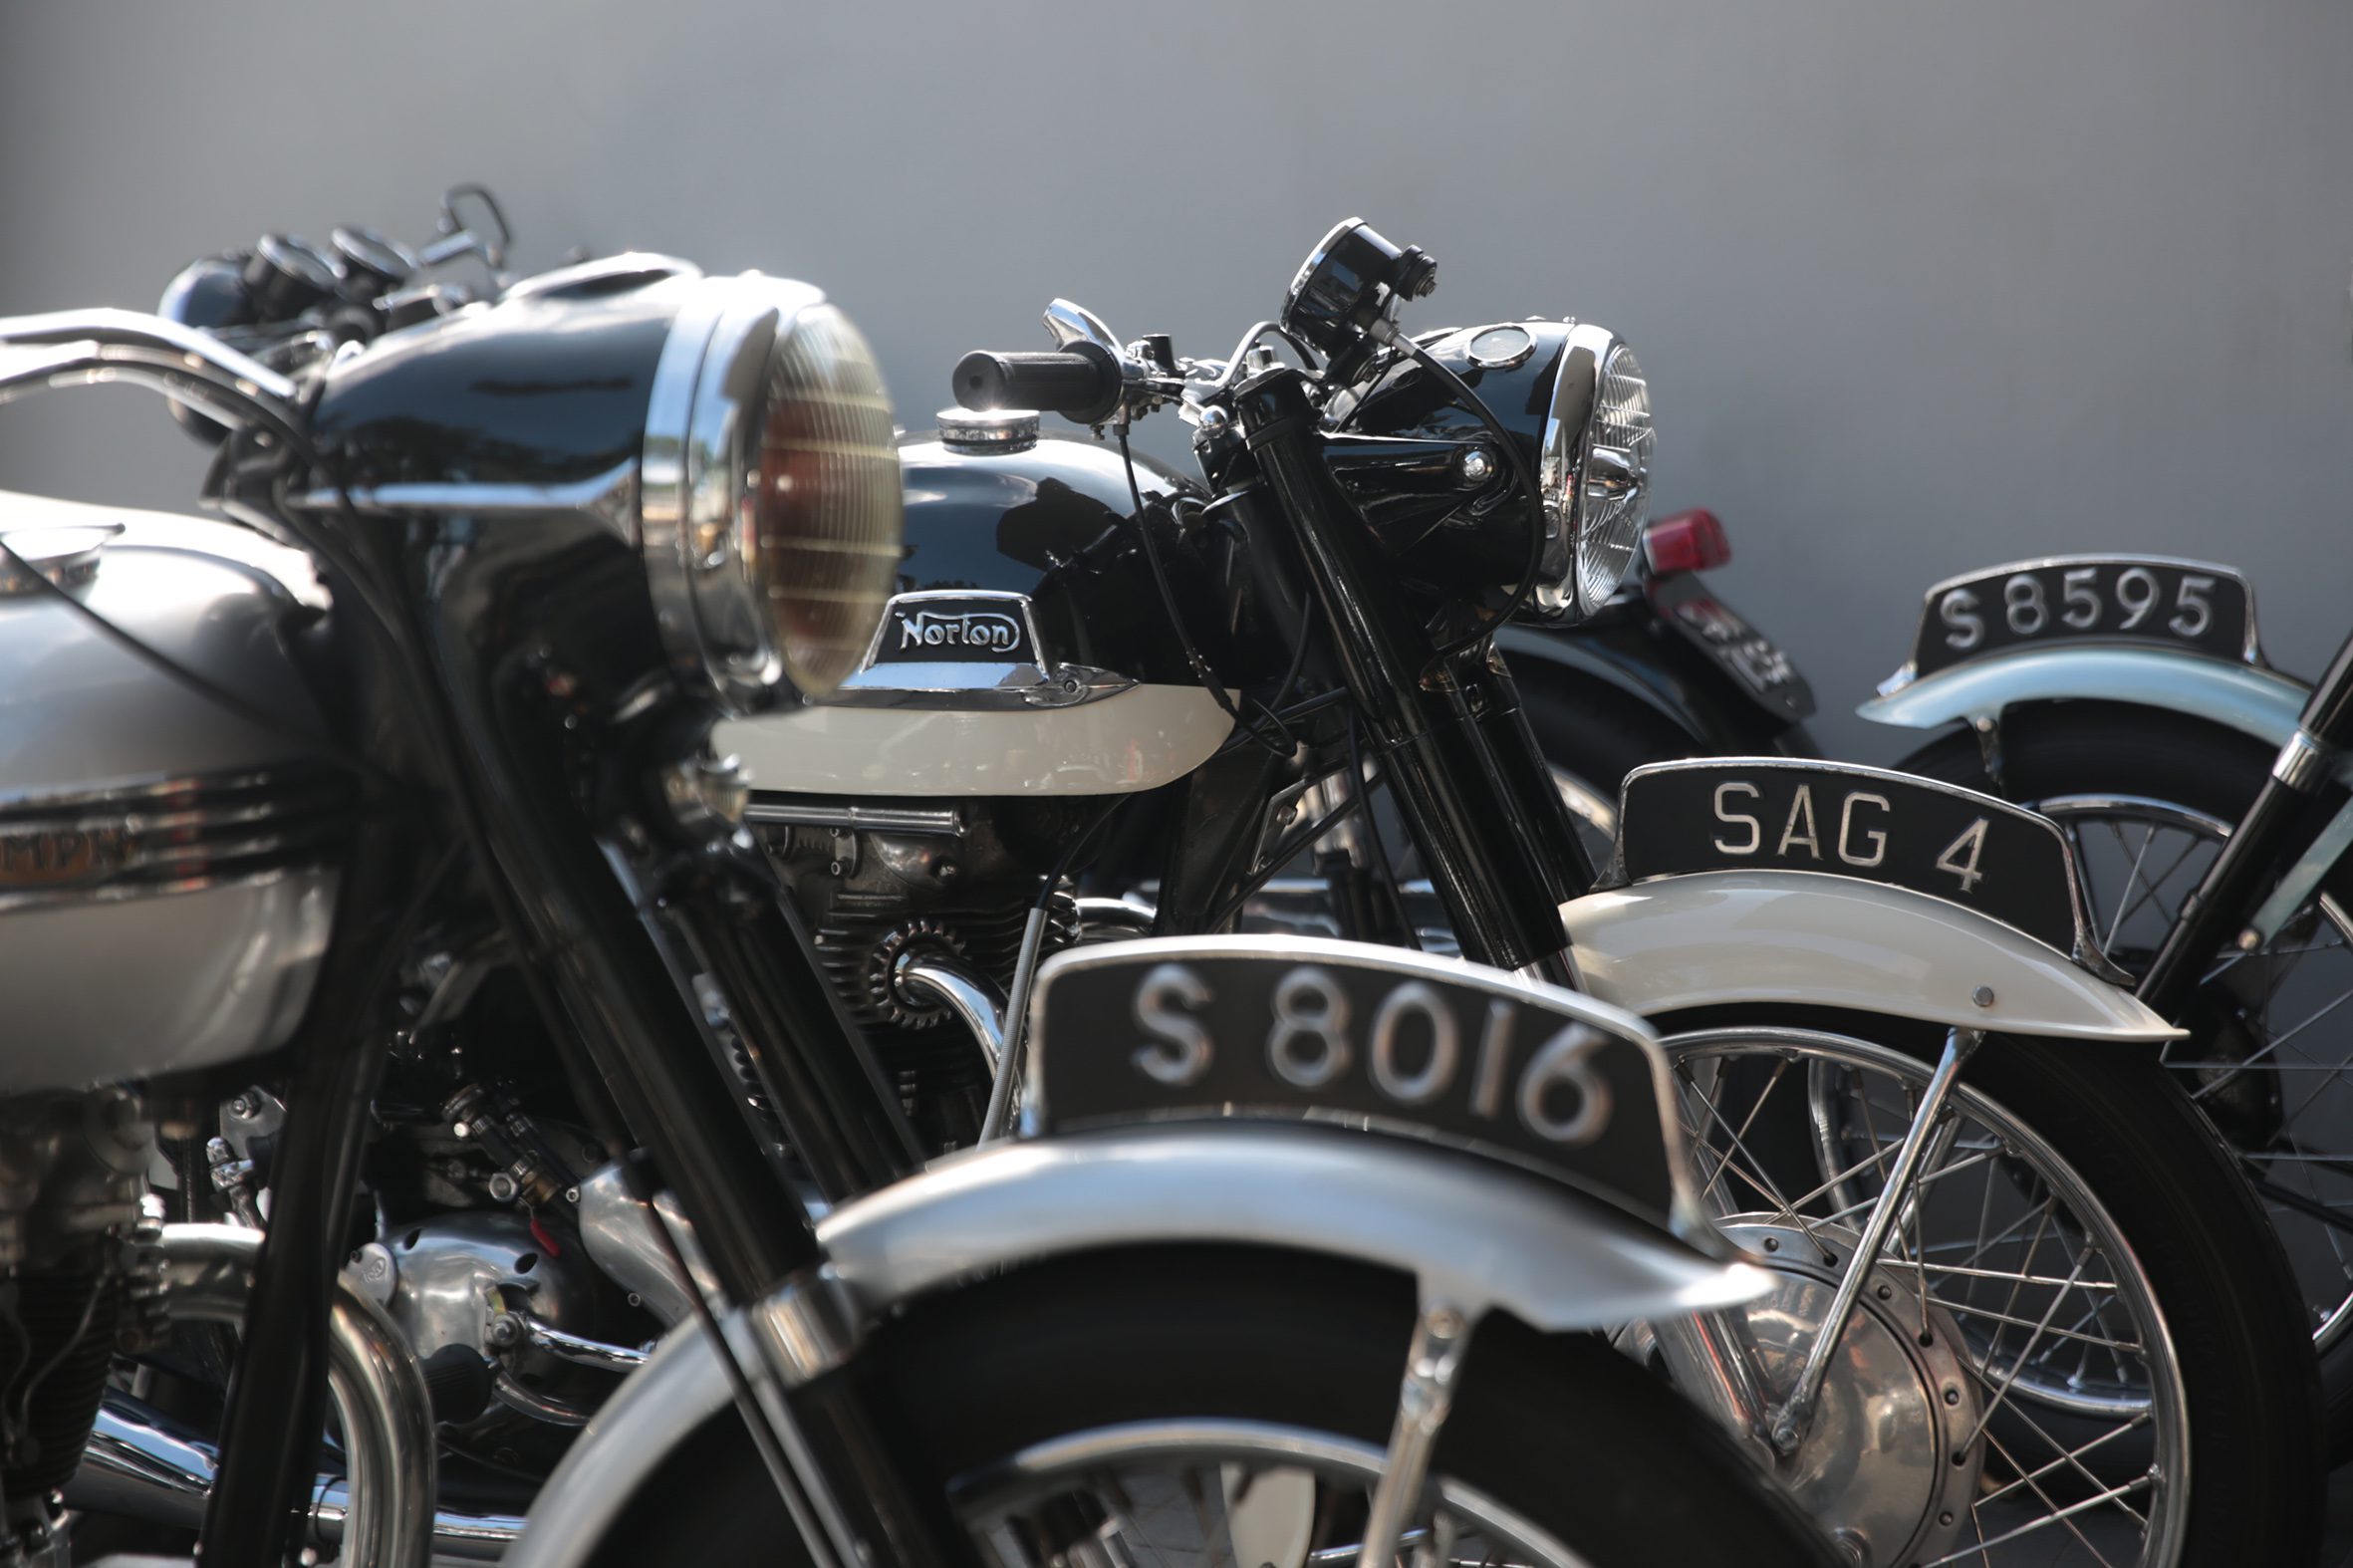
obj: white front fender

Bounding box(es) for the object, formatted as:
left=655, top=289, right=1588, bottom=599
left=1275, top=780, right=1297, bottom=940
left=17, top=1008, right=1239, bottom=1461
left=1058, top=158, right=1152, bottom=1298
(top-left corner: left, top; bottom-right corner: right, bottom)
left=1562, top=870, right=2181, bottom=1042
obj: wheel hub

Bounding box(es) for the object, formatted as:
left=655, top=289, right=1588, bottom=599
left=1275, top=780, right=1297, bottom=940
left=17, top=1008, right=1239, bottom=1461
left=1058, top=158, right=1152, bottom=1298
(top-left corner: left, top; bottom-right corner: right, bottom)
left=1718, top=1219, right=1983, bottom=1568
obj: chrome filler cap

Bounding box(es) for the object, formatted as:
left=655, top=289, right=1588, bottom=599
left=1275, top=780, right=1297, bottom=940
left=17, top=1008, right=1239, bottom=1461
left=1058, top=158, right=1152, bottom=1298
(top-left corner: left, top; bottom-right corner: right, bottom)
left=936, top=406, right=1039, bottom=453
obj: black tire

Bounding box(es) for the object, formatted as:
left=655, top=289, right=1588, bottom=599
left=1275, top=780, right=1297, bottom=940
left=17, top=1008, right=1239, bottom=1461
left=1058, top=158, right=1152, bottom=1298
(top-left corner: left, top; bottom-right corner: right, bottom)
left=1668, top=1003, right=2329, bottom=1565
left=588, top=1246, right=1841, bottom=1568
left=1899, top=698, right=2353, bottom=1457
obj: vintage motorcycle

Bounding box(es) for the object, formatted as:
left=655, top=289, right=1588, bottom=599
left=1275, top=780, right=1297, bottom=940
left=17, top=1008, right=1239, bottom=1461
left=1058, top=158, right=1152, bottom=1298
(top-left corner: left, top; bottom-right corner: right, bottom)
left=699, top=220, right=2325, bottom=1566
left=0, top=250, right=1844, bottom=1567
left=1867, top=554, right=2353, bottom=1451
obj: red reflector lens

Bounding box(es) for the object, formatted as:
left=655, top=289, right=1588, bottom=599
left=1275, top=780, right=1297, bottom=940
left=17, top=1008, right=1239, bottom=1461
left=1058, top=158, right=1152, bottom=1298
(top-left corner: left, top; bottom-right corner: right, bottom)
left=1643, top=508, right=1730, bottom=576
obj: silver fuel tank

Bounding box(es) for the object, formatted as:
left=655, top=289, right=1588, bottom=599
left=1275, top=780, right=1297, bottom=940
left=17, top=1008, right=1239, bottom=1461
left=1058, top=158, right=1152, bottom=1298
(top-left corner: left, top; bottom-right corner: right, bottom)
left=0, top=492, right=343, bottom=1093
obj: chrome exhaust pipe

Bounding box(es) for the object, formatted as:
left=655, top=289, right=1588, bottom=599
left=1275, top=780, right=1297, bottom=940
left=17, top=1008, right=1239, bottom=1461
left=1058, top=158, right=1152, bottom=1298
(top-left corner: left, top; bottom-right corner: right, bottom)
left=78, top=1393, right=525, bottom=1560
left=61, top=1223, right=476, bottom=1566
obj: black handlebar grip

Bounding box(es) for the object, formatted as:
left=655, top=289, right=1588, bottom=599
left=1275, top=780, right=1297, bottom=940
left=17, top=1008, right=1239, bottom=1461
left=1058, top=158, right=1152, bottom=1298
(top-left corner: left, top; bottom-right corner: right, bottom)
left=951, top=345, right=1122, bottom=424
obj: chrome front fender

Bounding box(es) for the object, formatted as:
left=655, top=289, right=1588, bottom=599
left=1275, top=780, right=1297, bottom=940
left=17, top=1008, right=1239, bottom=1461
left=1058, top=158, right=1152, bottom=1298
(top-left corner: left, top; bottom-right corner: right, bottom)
left=1859, top=644, right=2311, bottom=753
left=1561, top=870, right=2181, bottom=1042
left=501, top=1121, right=1768, bottom=1568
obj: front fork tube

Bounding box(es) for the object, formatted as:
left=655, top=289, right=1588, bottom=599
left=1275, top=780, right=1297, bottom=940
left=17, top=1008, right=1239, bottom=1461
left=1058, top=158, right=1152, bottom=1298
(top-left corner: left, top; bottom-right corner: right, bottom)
left=1231, top=368, right=1585, bottom=974
left=2140, top=631, right=2353, bottom=1016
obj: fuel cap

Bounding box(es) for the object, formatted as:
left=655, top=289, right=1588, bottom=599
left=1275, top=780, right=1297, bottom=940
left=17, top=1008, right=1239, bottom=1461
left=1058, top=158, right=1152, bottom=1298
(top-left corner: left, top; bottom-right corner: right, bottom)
left=937, top=406, right=1039, bottom=453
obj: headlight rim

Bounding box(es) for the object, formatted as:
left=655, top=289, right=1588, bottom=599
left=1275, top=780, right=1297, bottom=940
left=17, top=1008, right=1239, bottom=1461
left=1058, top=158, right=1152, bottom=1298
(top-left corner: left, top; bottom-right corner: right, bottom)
left=1533, top=322, right=1652, bottom=623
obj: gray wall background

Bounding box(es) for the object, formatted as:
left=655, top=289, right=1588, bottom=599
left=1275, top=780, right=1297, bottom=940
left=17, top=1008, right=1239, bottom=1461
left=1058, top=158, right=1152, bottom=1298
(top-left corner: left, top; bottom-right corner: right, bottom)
left=3, top=0, right=2348, bottom=760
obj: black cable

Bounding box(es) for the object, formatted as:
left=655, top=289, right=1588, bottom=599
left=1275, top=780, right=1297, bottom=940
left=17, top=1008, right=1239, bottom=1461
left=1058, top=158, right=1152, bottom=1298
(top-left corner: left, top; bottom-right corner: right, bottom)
left=1114, top=420, right=1297, bottom=758
left=1035, top=795, right=1129, bottom=911
left=1383, top=333, right=1549, bottom=666
left=1346, top=710, right=1420, bottom=951
left=1209, top=686, right=1351, bottom=759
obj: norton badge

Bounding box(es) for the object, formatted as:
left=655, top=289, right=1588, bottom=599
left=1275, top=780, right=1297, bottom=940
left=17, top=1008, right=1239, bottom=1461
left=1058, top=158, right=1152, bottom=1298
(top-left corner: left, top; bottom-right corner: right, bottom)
left=869, top=594, right=1036, bottom=664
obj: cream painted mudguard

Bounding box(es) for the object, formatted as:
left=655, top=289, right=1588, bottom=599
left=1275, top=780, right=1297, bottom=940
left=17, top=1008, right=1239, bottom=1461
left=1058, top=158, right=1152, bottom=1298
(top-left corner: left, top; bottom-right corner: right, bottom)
left=1860, top=644, right=2312, bottom=755
left=1561, top=870, right=2181, bottom=1042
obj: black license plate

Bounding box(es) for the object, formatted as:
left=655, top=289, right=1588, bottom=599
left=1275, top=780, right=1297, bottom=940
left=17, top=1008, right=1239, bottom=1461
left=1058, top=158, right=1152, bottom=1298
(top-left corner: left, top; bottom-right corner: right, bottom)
left=1904, top=556, right=2256, bottom=679
left=1650, top=573, right=1815, bottom=720
left=1026, top=937, right=1687, bottom=1230
left=1616, top=759, right=2088, bottom=956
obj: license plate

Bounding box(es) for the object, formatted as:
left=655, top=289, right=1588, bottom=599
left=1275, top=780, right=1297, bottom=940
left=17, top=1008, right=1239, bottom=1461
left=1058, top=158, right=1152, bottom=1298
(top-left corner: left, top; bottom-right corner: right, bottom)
left=1901, top=555, right=2258, bottom=680
left=1026, top=936, right=1692, bottom=1232
left=1615, top=759, right=2092, bottom=959
left=1649, top=572, right=1815, bottom=720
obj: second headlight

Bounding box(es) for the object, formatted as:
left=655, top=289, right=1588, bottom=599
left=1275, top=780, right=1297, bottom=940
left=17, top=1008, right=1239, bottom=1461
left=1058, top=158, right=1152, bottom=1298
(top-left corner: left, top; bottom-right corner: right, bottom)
left=1534, top=325, right=1654, bottom=621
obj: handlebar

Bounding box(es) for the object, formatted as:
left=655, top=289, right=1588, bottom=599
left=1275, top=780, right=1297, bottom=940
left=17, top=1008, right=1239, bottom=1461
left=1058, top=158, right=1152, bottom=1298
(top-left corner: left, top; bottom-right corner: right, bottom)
left=951, top=345, right=1123, bottom=425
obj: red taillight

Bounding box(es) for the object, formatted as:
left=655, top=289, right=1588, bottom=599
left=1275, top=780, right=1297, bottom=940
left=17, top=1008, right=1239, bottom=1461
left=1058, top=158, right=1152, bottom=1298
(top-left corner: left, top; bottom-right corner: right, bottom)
left=1642, top=508, right=1730, bottom=576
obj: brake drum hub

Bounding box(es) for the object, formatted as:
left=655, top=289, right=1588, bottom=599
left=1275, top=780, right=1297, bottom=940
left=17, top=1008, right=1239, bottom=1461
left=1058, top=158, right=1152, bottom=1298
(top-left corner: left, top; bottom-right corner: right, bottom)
left=1718, top=1219, right=1984, bottom=1568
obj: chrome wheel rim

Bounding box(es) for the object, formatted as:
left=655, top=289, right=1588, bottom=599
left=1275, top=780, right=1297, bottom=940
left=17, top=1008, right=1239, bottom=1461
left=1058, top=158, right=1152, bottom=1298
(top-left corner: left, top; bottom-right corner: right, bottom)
left=955, top=1420, right=1594, bottom=1568
left=1664, top=1027, right=2190, bottom=1568
left=2032, top=793, right=2353, bottom=1354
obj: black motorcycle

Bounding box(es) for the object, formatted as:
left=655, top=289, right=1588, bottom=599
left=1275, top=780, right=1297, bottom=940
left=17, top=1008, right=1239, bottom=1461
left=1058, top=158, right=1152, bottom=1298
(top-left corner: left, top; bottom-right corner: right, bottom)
left=0, top=222, right=1835, bottom=1567
left=1873, top=553, right=2353, bottom=1452
left=715, top=220, right=2321, bottom=1567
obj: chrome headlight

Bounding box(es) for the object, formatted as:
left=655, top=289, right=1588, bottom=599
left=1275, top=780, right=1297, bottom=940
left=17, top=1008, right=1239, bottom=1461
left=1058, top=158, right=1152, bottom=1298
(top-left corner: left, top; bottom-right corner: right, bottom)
left=1533, top=326, right=1653, bottom=621
left=644, top=277, right=904, bottom=713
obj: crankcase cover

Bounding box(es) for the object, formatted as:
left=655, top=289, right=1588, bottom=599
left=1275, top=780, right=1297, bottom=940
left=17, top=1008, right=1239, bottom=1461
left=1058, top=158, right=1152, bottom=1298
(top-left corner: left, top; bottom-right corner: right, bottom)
left=722, top=429, right=1236, bottom=797
left=0, top=492, right=345, bottom=1092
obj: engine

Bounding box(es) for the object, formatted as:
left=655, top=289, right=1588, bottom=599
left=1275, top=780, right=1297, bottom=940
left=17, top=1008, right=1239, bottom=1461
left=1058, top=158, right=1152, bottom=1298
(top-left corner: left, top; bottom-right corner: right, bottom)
left=753, top=797, right=1095, bottom=1152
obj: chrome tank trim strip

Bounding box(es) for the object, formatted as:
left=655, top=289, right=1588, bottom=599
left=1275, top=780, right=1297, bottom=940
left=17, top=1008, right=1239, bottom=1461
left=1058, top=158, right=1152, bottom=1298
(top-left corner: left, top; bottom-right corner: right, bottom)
left=1560, top=868, right=2182, bottom=1041
left=0, top=762, right=350, bottom=915
left=716, top=682, right=1234, bottom=796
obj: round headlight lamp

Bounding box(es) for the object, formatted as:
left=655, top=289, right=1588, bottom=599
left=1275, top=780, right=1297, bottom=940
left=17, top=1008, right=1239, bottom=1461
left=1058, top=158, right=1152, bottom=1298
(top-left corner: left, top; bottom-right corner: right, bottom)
left=643, top=276, right=904, bottom=714
left=1533, top=325, right=1653, bottom=621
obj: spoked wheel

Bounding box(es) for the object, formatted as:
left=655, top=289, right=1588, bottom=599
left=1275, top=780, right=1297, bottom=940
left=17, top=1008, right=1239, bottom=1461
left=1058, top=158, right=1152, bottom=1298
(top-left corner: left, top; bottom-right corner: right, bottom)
left=583, top=1248, right=1843, bottom=1568
left=1903, top=700, right=2353, bottom=1447
left=1656, top=1019, right=2321, bottom=1568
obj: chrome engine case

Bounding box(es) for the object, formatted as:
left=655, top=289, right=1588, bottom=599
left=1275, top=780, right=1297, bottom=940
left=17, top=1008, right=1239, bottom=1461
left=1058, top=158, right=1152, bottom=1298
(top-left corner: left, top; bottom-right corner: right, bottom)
left=0, top=493, right=344, bottom=1093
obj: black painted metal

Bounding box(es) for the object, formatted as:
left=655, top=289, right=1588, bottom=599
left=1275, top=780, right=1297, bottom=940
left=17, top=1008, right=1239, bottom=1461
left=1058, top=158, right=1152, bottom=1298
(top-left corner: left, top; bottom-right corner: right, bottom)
left=1230, top=366, right=1571, bottom=972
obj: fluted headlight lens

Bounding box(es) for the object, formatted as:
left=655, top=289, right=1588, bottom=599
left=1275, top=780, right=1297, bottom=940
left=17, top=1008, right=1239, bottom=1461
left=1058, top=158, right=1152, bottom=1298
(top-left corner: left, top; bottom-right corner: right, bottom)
left=646, top=278, right=905, bottom=713
left=1533, top=327, right=1653, bottom=622
left=751, top=305, right=903, bottom=694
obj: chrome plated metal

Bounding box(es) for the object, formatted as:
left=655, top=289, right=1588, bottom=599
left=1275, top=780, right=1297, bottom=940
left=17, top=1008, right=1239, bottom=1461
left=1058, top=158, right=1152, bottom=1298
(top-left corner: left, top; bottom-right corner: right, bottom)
left=2273, top=727, right=2333, bottom=792
left=935, top=406, right=1040, bottom=452
left=978, top=902, right=1052, bottom=1142
left=895, top=954, right=1008, bottom=1070
left=1766, top=1028, right=1982, bottom=1450
left=826, top=590, right=1137, bottom=710
left=751, top=1266, right=863, bottom=1385
left=1560, top=870, right=2181, bottom=1042
left=742, top=797, right=964, bottom=834
left=0, top=308, right=300, bottom=432
left=1463, top=324, right=1534, bottom=370
left=0, top=522, right=116, bottom=596
left=1533, top=322, right=1649, bottom=620
left=1693, top=1220, right=1982, bottom=1568
left=513, top=1312, right=651, bottom=1372
left=1355, top=1303, right=1470, bottom=1568
left=499, top=252, right=700, bottom=303
left=1073, top=895, right=1157, bottom=937
left=374, top=1210, right=602, bottom=1369
left=575, top=1161, right=699, bottom=1325
left=66, top=1223, right=438, bottom=1568
left=1042, top=298, right=1122, bottom=357
left=291, top=460, right=638, bottom=528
